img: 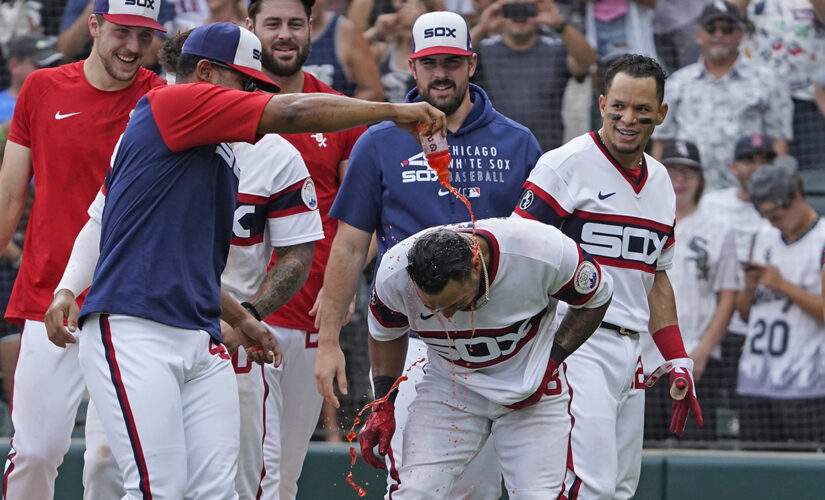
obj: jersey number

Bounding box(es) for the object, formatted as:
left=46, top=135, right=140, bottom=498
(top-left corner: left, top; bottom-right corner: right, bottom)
left=749, top=319, right=789, bottom=357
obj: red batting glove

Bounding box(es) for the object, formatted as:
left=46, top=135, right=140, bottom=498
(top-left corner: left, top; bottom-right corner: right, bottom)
left=359, top=400, right=395, bottom=469
left=644, top=358, right=703, bottom=436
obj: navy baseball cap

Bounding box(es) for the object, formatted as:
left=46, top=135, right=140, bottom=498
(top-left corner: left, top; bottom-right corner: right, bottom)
left=734, top=134, right=777, bottom=161
left=182, top=23, right=280, bottom=93
left=700, top=1, right=744, bottom=26
left=661, top=140, right=702, bottom=170
left=94, top=0, right=166, bottom=32
left=411, top=11, right=472, bottom=59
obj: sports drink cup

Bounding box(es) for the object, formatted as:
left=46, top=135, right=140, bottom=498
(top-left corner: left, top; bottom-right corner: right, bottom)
left=417, top=123, right=451, bottom=185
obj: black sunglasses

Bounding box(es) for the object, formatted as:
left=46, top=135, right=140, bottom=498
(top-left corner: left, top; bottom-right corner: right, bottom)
left=207, top=59, right=259, bottom=92
left=702, top=21, right=738, bottom=35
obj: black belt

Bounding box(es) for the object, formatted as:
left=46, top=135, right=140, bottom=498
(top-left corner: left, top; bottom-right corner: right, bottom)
left=600, top=322, right=639, bottom=336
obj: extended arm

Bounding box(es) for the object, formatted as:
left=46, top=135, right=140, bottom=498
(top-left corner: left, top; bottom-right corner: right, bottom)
left=314, top=222, right=373, bottom=407
left=246, top=242, right=314, bottom=318
left=257, top=94, right=446, bottom=138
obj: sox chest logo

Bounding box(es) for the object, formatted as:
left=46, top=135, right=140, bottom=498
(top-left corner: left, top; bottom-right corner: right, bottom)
left=579, top=222, right=668, bottom=266
left=419, top=310, right=544, bottom=368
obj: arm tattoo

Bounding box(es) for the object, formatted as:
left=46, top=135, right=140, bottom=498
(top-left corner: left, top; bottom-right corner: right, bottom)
left=552, top=299, right=610, bottom=356
left=248, top=242, right=315, bottom=319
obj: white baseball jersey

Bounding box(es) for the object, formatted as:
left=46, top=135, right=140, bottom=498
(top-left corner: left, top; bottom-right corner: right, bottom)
left=641, top=207, right=740, bottom=371
left=221, top=135, right=323, bottom=498
left=368, top=217, right=613, bottom=406
left=699, top=187, right=764, bottom=335
left=221, top=135, right=324, bottom=300
left=737, top=217, right=825, bottom=399
left=513, top=132, right=676, bottom=334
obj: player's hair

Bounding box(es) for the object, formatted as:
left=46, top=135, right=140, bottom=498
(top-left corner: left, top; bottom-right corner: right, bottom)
left=248, top=0, right=315, bottom=22
left=603, top=54, right=666, bottom=105
left=175, top=54, right=202, bottom=80
left=406, top=229, right=474, bottom=295
left=158, top=29, right=192, bottom=76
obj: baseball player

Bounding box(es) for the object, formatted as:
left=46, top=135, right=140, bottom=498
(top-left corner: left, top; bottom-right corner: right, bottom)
left=640, top=140, right=739, bottom=441
left=360, top=217, right=613, bottom=499
left=513, top=54, right=702, bottom=499
left=244, top=1, right=368, bottom=497
left=0, top=1, right=167, bottom=497
left=315, top=10, right=542, bottom=499
left=41, top=21, right=445, bottom=498
left=223, top=135, right=324, bottom=498
left=737, top=156, right=825, bottom=444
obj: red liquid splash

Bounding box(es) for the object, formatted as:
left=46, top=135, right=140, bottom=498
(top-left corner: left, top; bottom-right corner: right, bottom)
left=426, top=150, right=475, bottom=229
left=343, top=358, right=427, bottom=497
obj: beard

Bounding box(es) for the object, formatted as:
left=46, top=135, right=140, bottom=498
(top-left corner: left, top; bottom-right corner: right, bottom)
left=420, top=78, right=467, bottom=116
left=100, top=48, right=141, bottom=82
left=261, top=37, right=312, bottom=77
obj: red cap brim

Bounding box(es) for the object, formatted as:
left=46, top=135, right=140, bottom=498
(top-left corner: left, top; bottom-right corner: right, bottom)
left=227, top=63, right=281, bottom=93
left=103, top=14, right=166, bottom=32
left=410, top=46, right=472, bottom=59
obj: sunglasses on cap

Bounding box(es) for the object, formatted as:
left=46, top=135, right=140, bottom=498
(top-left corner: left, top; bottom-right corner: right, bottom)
left=207, top=59, right=259, bottom=92
left=702, top=21, right=738, bottom=35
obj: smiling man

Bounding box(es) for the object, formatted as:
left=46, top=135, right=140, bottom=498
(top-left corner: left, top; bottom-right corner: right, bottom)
left=514, top=54, right=702, bottom=500
left=0, top=1, right=167, bottom=498
left=315, top=9, right=541, bottom=499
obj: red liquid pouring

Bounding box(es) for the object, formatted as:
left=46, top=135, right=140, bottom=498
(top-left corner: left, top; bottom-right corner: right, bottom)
left=416, top=124, right=475, bottom=226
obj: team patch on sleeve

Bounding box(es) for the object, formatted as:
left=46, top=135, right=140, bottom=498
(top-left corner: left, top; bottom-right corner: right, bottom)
left=301, top=178, right=318, bottom=210
left=552, top=248, right=602, bottom=306
left=512, top=181, right=569, bottom=227
left=269, top=178, right=318, bottom=218
left=368, top=286, right=409, bottom=329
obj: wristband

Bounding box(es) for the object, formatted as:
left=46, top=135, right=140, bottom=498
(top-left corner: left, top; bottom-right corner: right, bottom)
left=373, top=375, right=398, bottom=403
left=651, top=325, right=688, bottom=361
left=549, top=341, right=570, bottom=365
left=241, top=301, right=262, bottom=321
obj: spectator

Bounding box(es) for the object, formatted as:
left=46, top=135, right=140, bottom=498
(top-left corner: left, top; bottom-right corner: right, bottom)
left=204, top=0, right=247, bottom=24
left=0, top=0, right=37, bottom=53
left=652, top=0, right=712, bottom=74
left=700, top=134, right=778, bottom=427
left=736, top=156, right=825, bottom=446
left=473, top=0, right=596, bottom=151
left=367, top=0, right=429, bottom=102
left=0, top=34, right=63, bottom=122
left=584, top=0, right=658, bottom=59
left=735, top=0, right=825, bottom=171
left=641, top=140, right=738, bottom=442
left=651, top=0, right=792, bottom=192
left=304, top=0, right=384, bottom=100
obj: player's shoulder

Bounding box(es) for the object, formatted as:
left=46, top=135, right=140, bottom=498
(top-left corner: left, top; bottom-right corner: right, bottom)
left=134, top=67, right=167, bottom=90
left=302, top=71, right=342, bottom=95
left=534, top=133, right=594, bottom=172
left=476, top=217, right=567, bottom=259
left=20, top=61, right=83, bottom=93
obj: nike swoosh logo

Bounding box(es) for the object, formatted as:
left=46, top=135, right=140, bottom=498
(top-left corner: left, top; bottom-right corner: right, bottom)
left=420, top=312, right=434, bottom=320
left=55, top=111, right=81, bottom=120
left=598, top=191, right=616, bottom=200
left=438, top=189, right=450, bottom=196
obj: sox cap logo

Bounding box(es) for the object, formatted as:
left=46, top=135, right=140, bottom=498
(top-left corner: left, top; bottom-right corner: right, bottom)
left=93, top=0, right=166, bottom=31
left=182, top=22, right=280, bottom=93
left=411, top=11, right=472, bottom=59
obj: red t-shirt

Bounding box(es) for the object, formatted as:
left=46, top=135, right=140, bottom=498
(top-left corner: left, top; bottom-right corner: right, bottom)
left=264, top=72, right=365, bottom=333
left=5, top=62, right=166, bottom=324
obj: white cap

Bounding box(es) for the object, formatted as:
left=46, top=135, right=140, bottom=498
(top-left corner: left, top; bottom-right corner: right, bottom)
left=410, top=11, right=472, bottom=59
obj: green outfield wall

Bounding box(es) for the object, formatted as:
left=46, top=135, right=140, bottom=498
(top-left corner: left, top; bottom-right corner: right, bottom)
left=4, top=441, right=824, bottom=499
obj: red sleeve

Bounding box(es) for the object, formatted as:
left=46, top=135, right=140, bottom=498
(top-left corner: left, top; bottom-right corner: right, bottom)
left=7, top=71, right=40, bottom=147
left=147, top=82, right=272, bottom=152
left=342, top=125, right=367, bottom=159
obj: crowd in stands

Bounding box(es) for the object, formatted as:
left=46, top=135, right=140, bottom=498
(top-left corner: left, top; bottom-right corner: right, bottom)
left=1, top=0, right=824, bottom=451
